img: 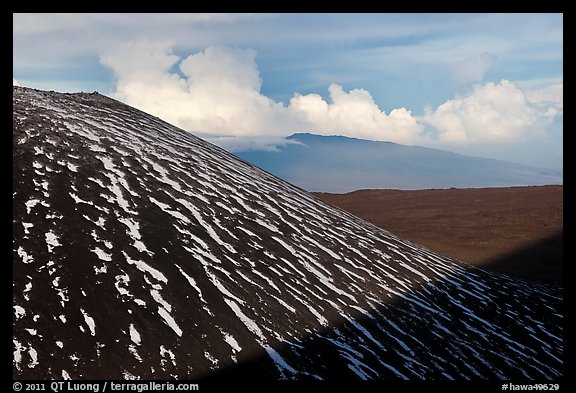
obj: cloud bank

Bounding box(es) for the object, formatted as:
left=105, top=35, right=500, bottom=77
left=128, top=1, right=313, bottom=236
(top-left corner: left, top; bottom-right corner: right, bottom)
left=101, top=42, right=562, bottom=149
left=422, top=80, right=559, bottom=144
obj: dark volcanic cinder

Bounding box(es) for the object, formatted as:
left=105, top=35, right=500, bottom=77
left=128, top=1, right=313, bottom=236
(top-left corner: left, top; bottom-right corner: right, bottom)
left=13, top=86, right=562, bottom=380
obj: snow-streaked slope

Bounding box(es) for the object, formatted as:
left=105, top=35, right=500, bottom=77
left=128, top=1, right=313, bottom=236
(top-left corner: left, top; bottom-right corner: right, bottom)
left=13, top=87, right=562, bottom=380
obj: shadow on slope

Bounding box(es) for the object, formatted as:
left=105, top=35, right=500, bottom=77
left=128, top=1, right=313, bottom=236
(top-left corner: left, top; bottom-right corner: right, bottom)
left=477, top=231, right=563, bottom=283
left=199, top=240, right=563, bottom=385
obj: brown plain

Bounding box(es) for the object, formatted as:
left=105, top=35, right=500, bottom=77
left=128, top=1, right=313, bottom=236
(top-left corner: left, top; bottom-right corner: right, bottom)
left=314, top=185, right=563, bottom=282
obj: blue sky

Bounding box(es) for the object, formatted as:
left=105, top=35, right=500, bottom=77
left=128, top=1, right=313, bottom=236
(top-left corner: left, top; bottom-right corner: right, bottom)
left=13, top=13, right=563, bottom=169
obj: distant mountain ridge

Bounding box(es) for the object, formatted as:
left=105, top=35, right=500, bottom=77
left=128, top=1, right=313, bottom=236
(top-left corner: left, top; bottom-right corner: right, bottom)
left=234, top=133, right=562, bottom=193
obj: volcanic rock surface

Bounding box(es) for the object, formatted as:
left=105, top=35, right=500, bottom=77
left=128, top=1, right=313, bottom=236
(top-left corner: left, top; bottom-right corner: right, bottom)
left=13, top=87, right=563, bottom=380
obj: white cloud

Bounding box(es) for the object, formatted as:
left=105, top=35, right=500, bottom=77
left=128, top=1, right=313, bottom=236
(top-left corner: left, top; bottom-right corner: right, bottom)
left=102, top=44, right=298, bottom=136
left=524, top=83, right=563, bottom=113
left=101, top=42, right=423, bottom=143
left=514, top=78, right=563, bottom=118
left=100, top=40, right=180, bottom=78
left=207, top=136, right=302, bottom=153
left=422, top=80, right=559, bottom=144
left=289, top=84, right=422, bottom=143
left=449, top=52, right=497, bottom=85
left=101, top=42, right=561, bottom=151
left=13, top=78, right=20, bottom=86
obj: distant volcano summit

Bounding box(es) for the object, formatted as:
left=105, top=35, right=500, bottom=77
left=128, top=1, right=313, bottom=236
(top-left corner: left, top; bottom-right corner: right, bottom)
left=13, top=87, right=562, bottom=380
left=234, top=133, right=562, bottom=192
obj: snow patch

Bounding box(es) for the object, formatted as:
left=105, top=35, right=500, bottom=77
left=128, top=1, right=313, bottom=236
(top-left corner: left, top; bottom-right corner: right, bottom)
left=91, top=246, right=112, bottom=262
left=123, top=252, right=167, bottom=283
left=151, top=290, right=182, bottom=337
left=128, top=344, right=143, bottom=363
left=22, top=222, right=34, bottom=235
left=28, top=346, right=39, bottom=368
left=45, top=231, right=61, bottom=253
left=129, top=324, right=141, bottom=345
left=14, top=305, right=26, bottom=320
left=13, top=339, right=24, bottom=371
left=160, top=345, right=177, bottom=368
left=204, top=351, right=219, bottom=367
left=17, top=246, right=33, bottom=264
left=80, top=308, right=96, bottom=336
left=265, top=346, right=297, bottom=379
left=224, top=298, right=266, bottom=343
left=223, top=333, right=242, bottom=353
